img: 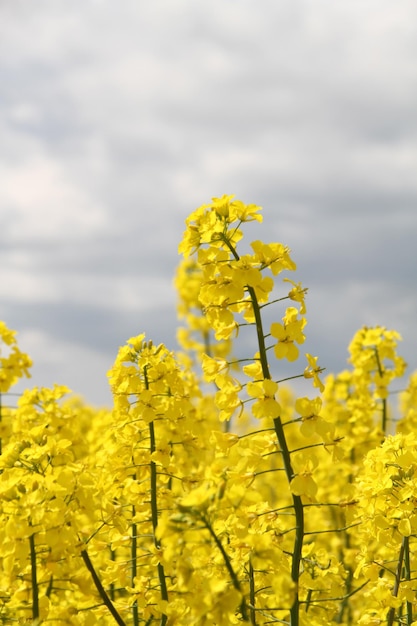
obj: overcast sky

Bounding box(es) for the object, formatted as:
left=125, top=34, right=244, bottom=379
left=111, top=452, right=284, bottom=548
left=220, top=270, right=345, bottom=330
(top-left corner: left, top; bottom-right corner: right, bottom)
left=1, top=0, right=416, bottom=406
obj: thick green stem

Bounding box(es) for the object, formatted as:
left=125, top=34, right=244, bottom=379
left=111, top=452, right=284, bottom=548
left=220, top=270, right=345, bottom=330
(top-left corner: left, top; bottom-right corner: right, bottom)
left=381, top=398, right=387, bottom=435
left=223, top=235, right=304, bottom=624
left=246, top=283, right=303, bottom=626
left=131, top=504, right=139, bottom=626
left=273, top=416, right=304, bottom=626
left=386, top=535, right=412, bottom=626
left=81, top=549, right=126, bottom=626
left=221, top=236, right=270, bottom=379
left=29, top=533, right=39, bottom=621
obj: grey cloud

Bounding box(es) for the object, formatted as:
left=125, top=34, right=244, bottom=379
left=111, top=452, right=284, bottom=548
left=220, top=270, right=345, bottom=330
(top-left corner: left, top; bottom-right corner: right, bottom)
left=2, top=299, right=177, bottom=354
left=1, top=0, right=416, bottom=405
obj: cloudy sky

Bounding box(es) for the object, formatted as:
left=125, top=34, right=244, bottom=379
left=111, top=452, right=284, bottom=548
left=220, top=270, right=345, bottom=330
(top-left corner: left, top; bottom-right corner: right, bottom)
left=1, top=0, right=416, bottom=406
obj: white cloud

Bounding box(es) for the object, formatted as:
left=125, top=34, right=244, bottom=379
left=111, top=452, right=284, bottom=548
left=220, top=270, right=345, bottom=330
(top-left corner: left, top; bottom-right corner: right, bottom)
left=10, top=327, right=113, bottom=406
left=1, top=261, right=174, bottom=311
left=1, top=155, right=108, bottom=240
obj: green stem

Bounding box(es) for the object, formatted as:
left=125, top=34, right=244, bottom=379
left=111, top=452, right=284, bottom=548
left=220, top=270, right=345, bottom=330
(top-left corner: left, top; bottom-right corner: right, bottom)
left=143, top=360, right=168, bottom=626
left=403, top=536, right=412, bottom=625
left=335, top=529, right=353, bottom=624
left=144, top=364, right=168, bottom=626
left=29, top=533, right=39, bottom=621
left=246, top=287, right=271, bottom=379
left=203, top=514, right=249, bottom=622
left=223, top=235, right=304, bottom=624
left=387, top=537, right=406, bottom=626
left=273, top=417, right=304, bottom=626
left=221, top=233, right=270, bottom=380
left=109, top=548, right=116, bottom=601
left=149, top=421, right=169, bottom=623
left=81, top=549, right=126, bottom=626
left=249, top=561, right=257, bottom=625
left=381, top=398, right=387, bottom=435
left=131, top=503, right=139, bottom=626
left=247, top=280, right=303, bottom=625
left=373, top=347, right=388, bottom=434
left=45, top=575, right=54, bottom=598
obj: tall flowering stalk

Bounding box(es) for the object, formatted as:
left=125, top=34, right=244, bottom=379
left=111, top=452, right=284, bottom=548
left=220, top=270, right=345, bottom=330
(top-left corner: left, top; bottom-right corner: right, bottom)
left=1, top=199, right=417, bottom=625
left=175, top=195, right=331, bottom=624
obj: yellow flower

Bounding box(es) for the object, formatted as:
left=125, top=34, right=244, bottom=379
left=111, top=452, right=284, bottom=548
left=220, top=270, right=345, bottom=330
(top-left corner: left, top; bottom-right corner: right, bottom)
left=201, top=354, right=229, bottom=381
left=284, top=277, right=308, bottom=314
left=271, top=308, right=306, bottom=362
left=251, top=240, right=296, bottom=274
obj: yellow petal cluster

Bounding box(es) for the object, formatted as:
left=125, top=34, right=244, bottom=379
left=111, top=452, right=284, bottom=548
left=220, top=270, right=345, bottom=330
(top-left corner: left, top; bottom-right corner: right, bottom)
left=0, top=198, right=416, bottom=626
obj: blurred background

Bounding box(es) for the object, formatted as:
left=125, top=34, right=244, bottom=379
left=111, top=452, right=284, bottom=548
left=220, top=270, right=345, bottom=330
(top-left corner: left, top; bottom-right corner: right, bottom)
left=1, top=0, right=416, bottom=406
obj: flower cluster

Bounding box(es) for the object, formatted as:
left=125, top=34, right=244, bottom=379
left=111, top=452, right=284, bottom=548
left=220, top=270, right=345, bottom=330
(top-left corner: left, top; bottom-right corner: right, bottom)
left=0, top=321, right=32, bottom=393
left=0, top=197, right=416, bottom=626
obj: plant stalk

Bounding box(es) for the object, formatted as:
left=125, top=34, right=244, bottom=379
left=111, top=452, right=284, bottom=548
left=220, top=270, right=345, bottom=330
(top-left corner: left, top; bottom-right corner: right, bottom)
left=29, top=533, right=39, bottom=621
left=81, top=549, right=126, bottom=626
